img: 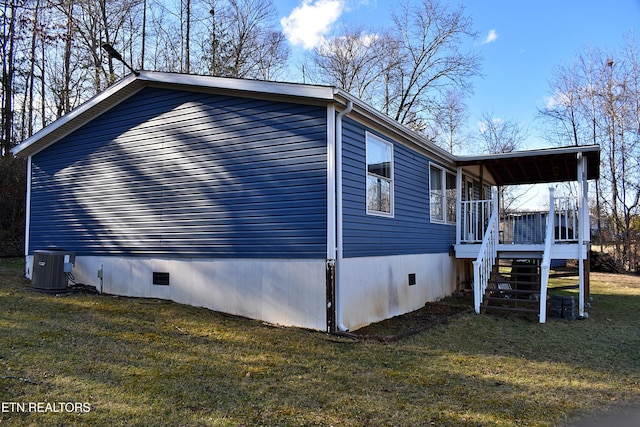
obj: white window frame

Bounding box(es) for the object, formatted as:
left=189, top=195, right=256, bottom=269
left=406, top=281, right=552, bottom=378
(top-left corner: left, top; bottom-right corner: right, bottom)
left=430, top=163, right=456, bottom=225
left=365, top=132, right=394, bottom=217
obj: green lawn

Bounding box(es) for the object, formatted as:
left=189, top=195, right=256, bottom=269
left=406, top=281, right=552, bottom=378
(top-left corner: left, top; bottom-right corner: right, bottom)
left=1, top=259, right=639, bottom=426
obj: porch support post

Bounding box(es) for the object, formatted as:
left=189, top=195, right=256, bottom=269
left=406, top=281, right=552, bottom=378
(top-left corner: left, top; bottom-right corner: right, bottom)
left=583, top=153, right=591, bottom=311
left=577, top=152, right=588, bottom=318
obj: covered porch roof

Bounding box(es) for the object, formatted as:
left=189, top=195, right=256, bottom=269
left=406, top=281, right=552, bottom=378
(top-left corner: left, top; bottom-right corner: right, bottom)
left=455, top=145, right=600, bottom=186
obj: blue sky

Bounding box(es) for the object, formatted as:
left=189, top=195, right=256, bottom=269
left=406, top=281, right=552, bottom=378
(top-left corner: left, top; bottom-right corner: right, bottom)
left=273, top=0, right=640, bottom=150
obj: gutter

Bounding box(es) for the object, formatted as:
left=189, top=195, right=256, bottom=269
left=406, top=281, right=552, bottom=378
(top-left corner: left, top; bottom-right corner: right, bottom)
left=335, top=101, right=353, bottom=332
left=332, top=89, right=454, bottom=166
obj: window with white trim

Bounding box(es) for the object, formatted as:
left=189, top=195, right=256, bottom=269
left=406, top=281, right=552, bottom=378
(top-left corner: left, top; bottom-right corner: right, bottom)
left=430, top=164, right=456, bottom=224
left=366, top=134, right=393, bottom=216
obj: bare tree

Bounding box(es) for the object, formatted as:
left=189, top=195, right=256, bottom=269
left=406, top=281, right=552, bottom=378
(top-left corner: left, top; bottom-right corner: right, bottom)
left=252, top=29, right=289, bottom=80
left=184, top=0, right=191, bottom=73
left=177, top=0, right=290, bottom=79
left=603, top=37, right=640, bottom=271
left=221, top=0, right=289, bottom=79
left=2, top=0, right=289, bottom=154
left=430, top=89, right=469, bottom=154
left=307, top=0, right=481, bottom=133
left=59, top=0, right=75, bottom=116
left=540, top=48, right=612, bottom=251
left=476, top=112, right=526, bottom=154
left=311, top=26, right=396, bottom=101
left=1, top=0, right=17, bottom=156
left=542, top=35, right=640, bottom=271
left=476, top=112, right=529, bottom=212
left=19, top=0, right=42, bottom=140
left=540, top=61, right=584, bottom=147
left=384, top=0, right=481, bottom=131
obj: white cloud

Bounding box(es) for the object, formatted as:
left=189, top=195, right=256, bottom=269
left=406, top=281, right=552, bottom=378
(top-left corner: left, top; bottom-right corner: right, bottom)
left=482, top=28, right=498, bottom=44
left=545, top=91, right=571, bottom=109
left=281, top=0, right=345, bottom=50
left=477, top=117, right=503, bottom=134
left=317, top=31, right=378, bottom=56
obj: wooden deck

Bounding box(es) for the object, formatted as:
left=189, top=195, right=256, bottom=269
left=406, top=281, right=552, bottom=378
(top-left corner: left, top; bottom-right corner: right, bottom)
left=454, top=242, right=587, bottom=260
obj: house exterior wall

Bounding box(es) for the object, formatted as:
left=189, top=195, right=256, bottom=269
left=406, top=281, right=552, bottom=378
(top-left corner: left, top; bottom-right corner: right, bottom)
left=29, top=87, right=328, bottom=258
left=27, top=87, right=330, bottom=330
left=338, top=117, right=458, bottom=329
left=341, top=118, right=456, bottom=256
left=25, top=85, right=461, bottom=331
left=17, top=75, right=600, bottom=330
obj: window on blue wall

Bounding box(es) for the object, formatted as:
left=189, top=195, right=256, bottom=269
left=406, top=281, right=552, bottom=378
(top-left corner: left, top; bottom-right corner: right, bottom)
left=366, top=134, right=394, bottom=216
left=430, top=164, right=456, bottom=224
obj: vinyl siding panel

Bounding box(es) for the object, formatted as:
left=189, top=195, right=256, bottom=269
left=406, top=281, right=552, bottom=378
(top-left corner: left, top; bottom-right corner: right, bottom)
left=30, top=87, right=327, bottom=258
left=342, top=118, right=455, bottom=257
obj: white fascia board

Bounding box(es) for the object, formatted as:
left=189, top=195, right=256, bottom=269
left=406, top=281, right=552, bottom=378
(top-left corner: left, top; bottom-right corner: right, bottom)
left=13, top=70, right=462, bottom=163
left=12, top=74, right=142, bottom=157
left=455, top=145, right=600, bottom=162
left=137, top=71, right=337, bottom=101
left=332, top=89, right=456, bottom=166
left=11, top=71, right=338, bottom=158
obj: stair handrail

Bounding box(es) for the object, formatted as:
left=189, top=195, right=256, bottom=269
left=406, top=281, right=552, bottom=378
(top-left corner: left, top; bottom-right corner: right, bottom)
left=539, top=188, right=556, bottom=323
left=472, top=196, right=499, bottom=314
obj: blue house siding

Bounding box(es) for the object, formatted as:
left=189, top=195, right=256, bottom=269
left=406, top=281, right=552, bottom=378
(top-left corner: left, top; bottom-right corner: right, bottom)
left=29, top=87, right=328, bottom=258
left=342, top=118, right=455, bottom=257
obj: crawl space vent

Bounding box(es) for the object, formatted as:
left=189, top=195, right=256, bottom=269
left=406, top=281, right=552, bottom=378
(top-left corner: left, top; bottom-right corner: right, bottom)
left=153, top=272, right=170, bottom=286
left=408, top=273, right=416, bottom=286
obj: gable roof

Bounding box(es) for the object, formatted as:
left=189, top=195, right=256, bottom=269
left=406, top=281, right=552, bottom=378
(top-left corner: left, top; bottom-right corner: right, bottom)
left=12, top=71, right=600, bottom=185
left=12, top=71, right=457, bottom=165
left=11, top=72, right=340, bottom=158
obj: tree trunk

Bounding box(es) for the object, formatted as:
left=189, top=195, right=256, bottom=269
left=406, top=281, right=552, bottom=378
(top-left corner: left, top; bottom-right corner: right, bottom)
left=60, top=0, right=74, bottom=117
left=185, top=0, right=190, bottom=73
left=26, top=0, right=42, bottom=137
left=141, top=0, right=146, bottom=70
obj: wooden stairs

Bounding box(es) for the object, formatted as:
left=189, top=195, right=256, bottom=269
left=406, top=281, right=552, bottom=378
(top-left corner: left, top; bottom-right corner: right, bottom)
left=482, top=258, right=543, bottom=315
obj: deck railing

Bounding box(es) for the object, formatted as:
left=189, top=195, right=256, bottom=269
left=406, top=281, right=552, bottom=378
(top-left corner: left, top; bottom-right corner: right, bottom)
left=497, top=196, right=579, bottom=245
left=500, top=211, right=546, bottom=244
left=553, top=196, right=579, bottom=242
left=460, top=199, right=493, bottom=243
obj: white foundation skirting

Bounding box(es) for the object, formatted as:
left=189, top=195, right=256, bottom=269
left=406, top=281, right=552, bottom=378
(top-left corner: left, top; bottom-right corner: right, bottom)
left=23, top=252, right=456, bottom=332
left=38, top=255, right=328, bottom=331
left=340, top=253, right=456, bottom=330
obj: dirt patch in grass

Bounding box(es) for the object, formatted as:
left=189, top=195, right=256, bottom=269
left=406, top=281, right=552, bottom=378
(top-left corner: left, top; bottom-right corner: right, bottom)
left=349, top=301, right=473, bottom=341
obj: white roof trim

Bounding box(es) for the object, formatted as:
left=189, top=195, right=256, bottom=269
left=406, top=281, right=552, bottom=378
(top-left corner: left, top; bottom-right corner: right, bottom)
left=332, top=90, right=454, bottom=165
left=11, top=71, right=339, bottom=157
left=11, top=74, right=142, bottom=157
left=137, top=71, right=337, bottom=100
left=455, top=144, right=600, bottom=162
left=13, top=70, right=591, bottom=164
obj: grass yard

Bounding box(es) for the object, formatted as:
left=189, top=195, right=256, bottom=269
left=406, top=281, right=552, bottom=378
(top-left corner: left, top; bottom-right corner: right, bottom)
left=1, top=258, right=639, bottom=426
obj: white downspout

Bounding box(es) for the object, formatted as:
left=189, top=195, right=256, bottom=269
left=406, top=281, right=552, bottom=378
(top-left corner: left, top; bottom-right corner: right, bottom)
left=24, top=156, right=32, bottom=279
left=335, top=101, right=353, bottom=332
left=326, top=104, right=336, bottom=261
